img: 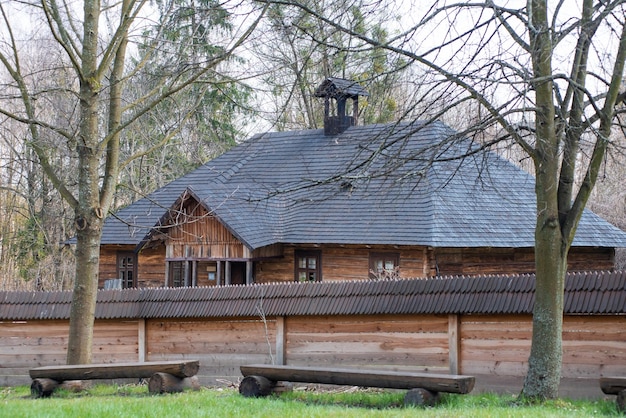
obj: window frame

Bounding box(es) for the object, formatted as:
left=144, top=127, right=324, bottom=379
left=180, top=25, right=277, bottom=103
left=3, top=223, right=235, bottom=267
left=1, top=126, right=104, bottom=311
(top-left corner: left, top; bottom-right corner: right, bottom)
left=294, top=250, right=322, bottom=282
left=116, top=252, right=137, bottom=289
left=168, top=260, right=191, bottom=287
left=368, top=252, right=400, bottom=280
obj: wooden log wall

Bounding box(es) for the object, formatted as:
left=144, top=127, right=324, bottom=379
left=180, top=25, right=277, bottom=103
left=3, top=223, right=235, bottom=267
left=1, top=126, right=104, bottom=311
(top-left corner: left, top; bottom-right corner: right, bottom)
left=99, top=245, right=130, bottom=287
left=561, top=316, right=626, bottom=379
left=0, top=319, right=140, bottom=386
left=255, top=245, right=429, bottom=283
left=460, top=314, right=532, bottom=378
left=101, top=243, right=615, bottom=288
left=2, top=314, right=625, bottom=399
left=433, top=247, right=615, bottom=276
left=145, top=318, right=277, bottom=383
left=460, top=314, right=626, bottom=398
left=99, top=245, right=165, bottom=288
left=283, top=314, right=450, bottom=373
left=137, top=247, right=168, bottom=287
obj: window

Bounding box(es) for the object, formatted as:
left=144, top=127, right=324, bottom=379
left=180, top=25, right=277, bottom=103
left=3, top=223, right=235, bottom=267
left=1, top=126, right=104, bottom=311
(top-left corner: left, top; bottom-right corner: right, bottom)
left=169, top=261, right=190, bottom=287
left=295, top=250, right=321, bottom=282
left=117, top=253, right=137, bottom=288
left=369, top=252, right=400, bottom=280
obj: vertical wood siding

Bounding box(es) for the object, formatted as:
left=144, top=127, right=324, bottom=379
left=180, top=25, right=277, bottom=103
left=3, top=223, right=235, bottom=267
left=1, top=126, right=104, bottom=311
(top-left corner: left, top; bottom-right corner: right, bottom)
left=166, top=203, right=248, bottom=259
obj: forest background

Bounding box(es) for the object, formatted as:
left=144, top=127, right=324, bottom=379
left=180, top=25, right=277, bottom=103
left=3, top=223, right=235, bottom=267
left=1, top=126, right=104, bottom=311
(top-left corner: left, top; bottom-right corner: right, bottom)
left=0, top=0, right=625, bottom=292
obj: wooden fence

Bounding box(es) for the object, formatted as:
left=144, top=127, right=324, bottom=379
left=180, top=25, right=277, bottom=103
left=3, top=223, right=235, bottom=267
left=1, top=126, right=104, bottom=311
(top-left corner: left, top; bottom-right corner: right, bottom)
left=2, top=313, right=624, bottom=399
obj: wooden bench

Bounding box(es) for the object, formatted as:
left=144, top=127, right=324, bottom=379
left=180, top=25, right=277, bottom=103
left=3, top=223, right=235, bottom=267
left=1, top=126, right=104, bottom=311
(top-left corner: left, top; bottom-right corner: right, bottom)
left=600, top=376, right=626, bottom=412
left=29, top=360, right=200, bottom=398
left=239, top=364, right=475, bottom=406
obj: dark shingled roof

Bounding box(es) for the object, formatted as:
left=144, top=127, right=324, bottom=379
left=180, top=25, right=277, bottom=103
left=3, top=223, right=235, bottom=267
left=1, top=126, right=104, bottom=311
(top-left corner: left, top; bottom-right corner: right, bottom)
left=100, top=120, right=626, bottom=249
left=1, top=271, right=625, bottom=320
left=314, top=77, right=370, bottom=98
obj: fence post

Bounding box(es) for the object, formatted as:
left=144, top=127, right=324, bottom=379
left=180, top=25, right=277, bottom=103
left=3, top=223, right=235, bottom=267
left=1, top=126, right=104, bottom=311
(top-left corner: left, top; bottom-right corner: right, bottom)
left=138, top=319, right=146, bottom=362
left=275, top=316, right=286, bottom=365
left=448, top=314, right=460, bottom=374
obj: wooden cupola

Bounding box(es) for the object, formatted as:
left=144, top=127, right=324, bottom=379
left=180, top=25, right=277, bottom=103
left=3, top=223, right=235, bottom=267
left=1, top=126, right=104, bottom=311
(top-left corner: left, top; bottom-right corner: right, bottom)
left=314, top=77, right=369, bottom=136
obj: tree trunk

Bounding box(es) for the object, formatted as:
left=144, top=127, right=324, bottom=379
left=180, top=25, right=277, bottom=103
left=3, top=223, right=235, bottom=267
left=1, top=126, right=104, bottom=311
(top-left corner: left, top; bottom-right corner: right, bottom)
left=67, top=215, right=103, bottom=364
left=521, top=0, right=565, bottom=401
left=523, top=150, right=568, bottom=399
left=66, top=0, right=106, bottom=366
left=522, top=241, right=567, bottom=399
left=522, top=129, right=568, bottom=399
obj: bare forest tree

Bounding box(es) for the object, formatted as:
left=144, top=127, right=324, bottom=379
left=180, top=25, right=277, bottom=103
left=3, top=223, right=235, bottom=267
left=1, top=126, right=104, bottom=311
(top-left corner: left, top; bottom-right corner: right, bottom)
left=249, top=0, right=414, bottom=130
left=258, top=0, right=626, bottom=401
left=114, top=0, right=256, bottom=207
left=0, top=40, right=76, bottom=292
left=589, top=119, right=626, bottom=269
left=0, top=0, right=266, bottom=364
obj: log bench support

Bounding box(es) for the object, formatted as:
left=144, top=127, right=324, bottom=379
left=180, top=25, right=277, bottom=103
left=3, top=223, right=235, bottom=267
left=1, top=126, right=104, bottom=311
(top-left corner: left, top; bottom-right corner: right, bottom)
left=239, top=364, right=475, bottom=407
left=29, top=360, right=200, bottom=398
left=600, top=376, right=626, bottom=412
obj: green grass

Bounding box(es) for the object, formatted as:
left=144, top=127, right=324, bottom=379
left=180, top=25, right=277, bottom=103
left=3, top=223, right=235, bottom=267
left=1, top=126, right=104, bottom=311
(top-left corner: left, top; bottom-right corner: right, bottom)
left=0, top=384, right=621, bottom=417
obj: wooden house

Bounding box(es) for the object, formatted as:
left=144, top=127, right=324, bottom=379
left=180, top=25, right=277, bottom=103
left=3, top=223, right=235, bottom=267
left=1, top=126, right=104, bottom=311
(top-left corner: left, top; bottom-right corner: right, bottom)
left=98, top=78, right=626, bottom=289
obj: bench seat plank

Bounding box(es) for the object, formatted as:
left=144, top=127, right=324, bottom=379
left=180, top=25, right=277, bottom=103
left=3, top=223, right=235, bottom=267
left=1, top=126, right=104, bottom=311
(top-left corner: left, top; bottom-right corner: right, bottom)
left=29, top=360, right=199, bottom=381
left=240, top=364, right=474, bottom=394
left=600, top=376, right=626, bottom=395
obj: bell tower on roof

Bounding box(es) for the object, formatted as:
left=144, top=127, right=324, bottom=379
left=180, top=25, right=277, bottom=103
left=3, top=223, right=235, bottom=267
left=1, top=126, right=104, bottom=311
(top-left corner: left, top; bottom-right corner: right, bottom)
left=314, top=78, right=369, bottom=136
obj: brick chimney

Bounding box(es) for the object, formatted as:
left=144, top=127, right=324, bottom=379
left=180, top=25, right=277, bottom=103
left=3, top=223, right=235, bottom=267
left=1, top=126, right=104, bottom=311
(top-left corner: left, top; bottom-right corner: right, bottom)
left=314, top=78, right=369, bottom=135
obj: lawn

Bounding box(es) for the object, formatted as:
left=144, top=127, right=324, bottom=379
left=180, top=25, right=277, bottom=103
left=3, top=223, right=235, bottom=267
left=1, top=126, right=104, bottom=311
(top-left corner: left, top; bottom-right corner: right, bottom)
left=0, top=383, right=621, bottom=417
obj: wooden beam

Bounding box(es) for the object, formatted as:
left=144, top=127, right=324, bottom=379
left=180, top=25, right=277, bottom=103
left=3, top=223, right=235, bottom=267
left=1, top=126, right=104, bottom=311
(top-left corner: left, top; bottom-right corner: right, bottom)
left=448, top=314, right=460, bottom=374
left=275, top=316, right=285, bottom=365
left=600, top=376, right=626, bottom=395
left=240, top=364, right=474, bottom=394
left=138, top=319, right=146, bottom=363
left=30, top=360, right=199, bottom=381
left=184, top=260, right=191, bottom=286
left=246, top=261, right=253, bottom=285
